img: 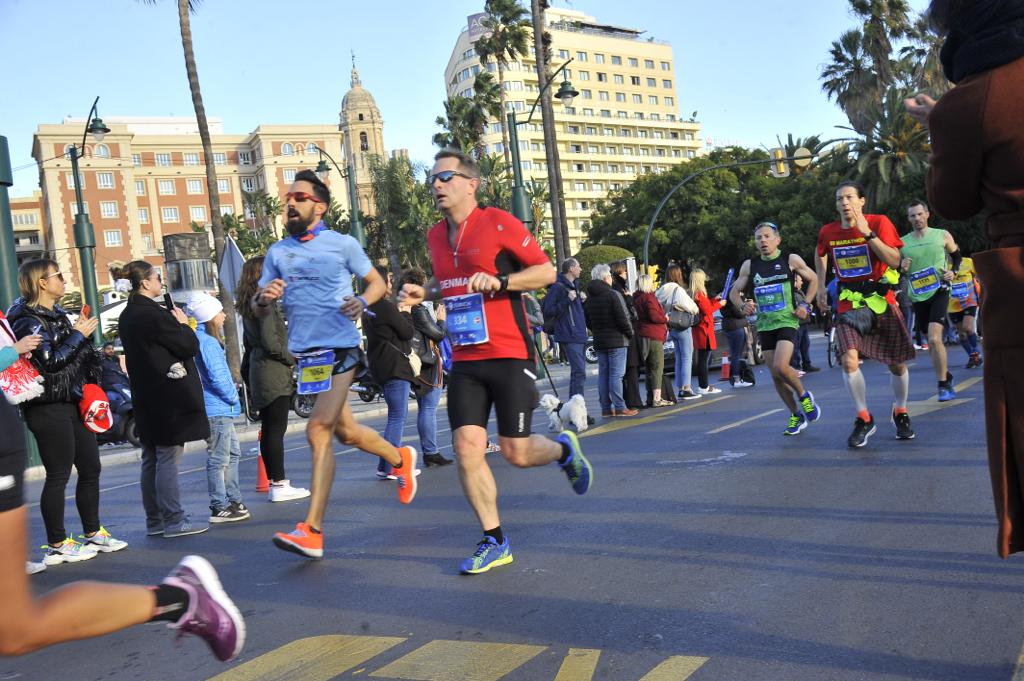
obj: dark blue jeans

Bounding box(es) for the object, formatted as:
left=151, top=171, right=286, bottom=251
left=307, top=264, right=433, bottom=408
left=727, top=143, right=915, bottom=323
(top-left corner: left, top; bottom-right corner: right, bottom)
left=415, top=384, right=442, bottom=456
left=378, top=378, right=412, bottom=475
left=790, top=325, right=812, bottom=369
left=562, top=342, right=587, bottom=398
left=724, top=327, right=748, bottom=379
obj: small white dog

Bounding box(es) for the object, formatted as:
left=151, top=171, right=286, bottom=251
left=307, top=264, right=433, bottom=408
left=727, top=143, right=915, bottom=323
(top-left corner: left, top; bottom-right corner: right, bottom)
left=539, top=393, right=589, bottom=433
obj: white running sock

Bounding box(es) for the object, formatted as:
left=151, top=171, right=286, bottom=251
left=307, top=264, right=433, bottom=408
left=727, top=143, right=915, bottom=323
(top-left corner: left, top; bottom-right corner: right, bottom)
left=891, top=371, right=909, bottom=409
left=842, top=369, right=868, bottom=412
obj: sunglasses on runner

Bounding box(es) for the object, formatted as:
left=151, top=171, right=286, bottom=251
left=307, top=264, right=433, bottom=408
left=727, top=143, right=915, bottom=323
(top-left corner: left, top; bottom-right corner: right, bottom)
left=285, top=191, right=322, bottom=204
left=427, top=170, right=475, bottom=185
left=42, top=271, right=65, bottom=283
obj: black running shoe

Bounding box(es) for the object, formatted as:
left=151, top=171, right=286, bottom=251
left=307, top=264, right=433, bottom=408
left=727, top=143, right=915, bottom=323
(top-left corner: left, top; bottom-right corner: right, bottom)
left=891, top=410, right=915, bottom=440
left=847, top=416, right=877, bottom=448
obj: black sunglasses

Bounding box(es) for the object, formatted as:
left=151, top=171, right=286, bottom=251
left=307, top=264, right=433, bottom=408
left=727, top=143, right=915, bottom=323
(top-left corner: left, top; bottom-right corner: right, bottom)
left=428, top=170, right=475, bottom=185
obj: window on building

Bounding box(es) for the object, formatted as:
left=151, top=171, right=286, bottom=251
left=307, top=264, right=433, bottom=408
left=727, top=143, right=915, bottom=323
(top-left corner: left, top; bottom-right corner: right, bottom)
left=661, top=61, right=670, bottom=71
left=241, top=177, right=256, bottom=192
left=283, top=169, right=296, bottom=183
left=567, top=125, right=580, bottom=134
left=673, top=149, right=682, bottom=157
left=656, top=148, right=666, bottom=156
left=132, top=153, right=142, bottom=167
left=217, top=178, right=229, bottom=193
left=213, top=152, right=226, bottom=165
left=648, top=95, right=659, bottom=105
left=621, top=128, right=631, bottom=137
left=624, top=164, right=636, bottom=173
left=644, top=59, right=655, bottom=69
left=588, top=144, right=600, bottom=153
left=161, top=207, right=179, bottom=223
left=650, top=113, right=661, bottom=120
left=183, top=152, right=200, bottom=166
left=667, top=114, right=676, bottom=121
left=633, top=94, right=642, bottom=104
left=686, top=150, right=696, bottom=158
left=585, top=126, right=597, bottom=135
left=647, top=78, right=657, bottom=87
left=594, top=54, right=605, bottom=64
left=103, top=230, right=122, bottom=247
left=190, top=206, right=207, bottom=222
left=593, top=182, right=604, bottom=191
left=684, top=131, right=695, bottom=140
left=662, top=79, right=672, bottom=89
left=573, top=163, right=584, bottom=172
left=578, top=71, right=590, bottom=81
left=569, top=144, right=582, bottom=153
left=282, top=143, right=294, bottom=156
left=597, top=72, right=607, bottom=82
left=559, top=49, right=569, bottom=59
left=66, top=172, right=84, bottom=190
left=100, top=201, right=118, bottom=218
left=155, top=153, right=171, bottom=166
left=220, top=205, right=233, bottom=216
left=623, top=147, right=634, bottom=155
left=664, top=97, right=674, bottom=107
left=606, top=146, right=617, bottom=155
left=70, top=202, right=88, bottom=216
left=598, top=91, right=609, bottom=101
left=306, top=143, right=317, bottom=156
left=95, top=172, right=113, bottom=189
left=239, top=151, right=252, bottom=165
left=134, top=180, right=145, bottom=195
left=581, top=89, right=592, bottom=99
left=139, top=208, right=149, bottom=223
left=631, top=76, right=640, bottom=86
left=505, top=80, right=524, bottom=91
left=613, top=74, right=624, bottom=84
left=184, top=179, right=201, bottom=194
left=576, top=51, right=587, bottom=61
left=574, top=181, right=587, bottom=191
left=617, top=111, right=628, bottom=118
left=628, top=57, right=639, bottom=67
left=142, top=234, right=153, bottom=250
left=638, top=130, right=649, bottom=138
left=615, top=92, right=626, bottom=102
left=589, top=163, right=601, bottom=172
left=360, top=132, right=369, bottom=151
left=583, top=108, right=594, bottom=116
left=611, top=55, right=622, bottom=65
left=521, top=160, right=531, bottom=171
left=599, top=110, right=610, bottom=118
left=158, top=179, right=175, bottom=195
left=95, top=144, right=110, bottom=158
left=653, top=131, right=664, bottom=139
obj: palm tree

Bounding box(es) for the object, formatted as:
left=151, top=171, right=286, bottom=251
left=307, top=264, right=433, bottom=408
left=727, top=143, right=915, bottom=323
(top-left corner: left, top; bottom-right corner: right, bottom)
left=474, top=0, right=531, bottom=169
left=472, top=71, right=503, bottom=155
left=849, top=0, right=911, bottom=86
left=524, top=178, right=549, bottom=238
left=844, top=87, right=930, bottom=210
left=820, top=29, right=881, bottom=135
left=433, top=96, right=485, bottom=155
left=143, top=0, right=240, bottom=377
left=898, top=12, right=951, bottom=98
left=476, top=153, right=511, bottom=209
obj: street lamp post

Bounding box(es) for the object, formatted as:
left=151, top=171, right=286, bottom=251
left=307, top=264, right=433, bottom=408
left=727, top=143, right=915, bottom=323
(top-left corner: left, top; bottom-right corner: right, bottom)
left=67, top=97, right=110, bottom=346
left=507, top=60, right=578, bottom=262
left=313, top=146, right=364, bottom=248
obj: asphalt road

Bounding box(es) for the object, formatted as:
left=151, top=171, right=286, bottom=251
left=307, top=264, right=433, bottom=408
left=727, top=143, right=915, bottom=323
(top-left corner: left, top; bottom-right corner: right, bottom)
left=3, top=336, right=1016, bottom=681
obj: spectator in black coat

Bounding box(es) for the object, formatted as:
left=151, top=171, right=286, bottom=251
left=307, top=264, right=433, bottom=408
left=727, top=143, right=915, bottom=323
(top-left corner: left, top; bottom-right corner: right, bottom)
left=583, top=264, right=636, bottom=418
left=117, top=260, right=209, bottom=538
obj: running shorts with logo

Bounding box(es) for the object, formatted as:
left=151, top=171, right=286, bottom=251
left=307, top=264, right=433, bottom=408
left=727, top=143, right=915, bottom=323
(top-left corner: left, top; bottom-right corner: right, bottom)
left=911, top=288, right=951, bottom=336
left=0, top=399, right=26, bottom=512
left=758, top=326, right=799, bottom=351
left=447, top=359, right=539, bottom=437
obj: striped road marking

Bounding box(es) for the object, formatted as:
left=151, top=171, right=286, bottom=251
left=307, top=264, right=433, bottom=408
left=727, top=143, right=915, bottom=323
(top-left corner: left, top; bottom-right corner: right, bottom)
left=581, top=395, right=733, bottom=438
left=706, top=408, right=784, bottom=434
left=206, top=636, right=711, bottom=680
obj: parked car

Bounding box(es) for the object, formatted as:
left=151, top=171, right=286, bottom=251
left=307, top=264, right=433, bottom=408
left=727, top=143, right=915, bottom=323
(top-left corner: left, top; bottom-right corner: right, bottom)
left=584, top=311, right=763, bottom=372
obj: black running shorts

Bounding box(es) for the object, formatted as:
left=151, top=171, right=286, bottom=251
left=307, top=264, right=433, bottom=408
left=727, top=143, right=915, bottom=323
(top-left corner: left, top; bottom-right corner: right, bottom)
left=757, top=326, right=798, bottom=352
left=447, top=359, right=539, bottom=438
left=949, top=306, right=977, bottom=324
left=912, top=289, right=951, bottom=336
left=0, top=399, right=26, bottom=513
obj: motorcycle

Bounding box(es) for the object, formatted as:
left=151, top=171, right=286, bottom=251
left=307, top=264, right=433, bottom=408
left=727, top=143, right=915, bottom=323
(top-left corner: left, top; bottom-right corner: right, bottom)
left=96, top=383, right=141, bottom=448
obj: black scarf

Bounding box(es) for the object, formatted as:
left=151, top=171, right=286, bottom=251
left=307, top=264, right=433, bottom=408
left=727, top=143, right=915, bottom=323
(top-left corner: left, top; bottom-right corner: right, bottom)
left=940, top=0, right=1024, bottom=83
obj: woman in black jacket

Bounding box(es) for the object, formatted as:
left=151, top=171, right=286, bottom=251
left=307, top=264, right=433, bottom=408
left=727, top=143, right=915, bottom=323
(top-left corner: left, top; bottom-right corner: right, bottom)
left=402, top=268, right=452, bottom=468
left=8, top=259, right=127, bottom=565
left=583, top=263, right=637, bottom=418
left=365, top=267, right=419, bottom=478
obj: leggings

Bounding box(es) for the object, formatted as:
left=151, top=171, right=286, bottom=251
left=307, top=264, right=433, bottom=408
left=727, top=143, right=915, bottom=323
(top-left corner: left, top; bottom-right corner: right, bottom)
left=23, top=401, right=101, bottom=545
left=259, top=394, right=291, bottom=482
left=695, top=349, right=713, bottom=390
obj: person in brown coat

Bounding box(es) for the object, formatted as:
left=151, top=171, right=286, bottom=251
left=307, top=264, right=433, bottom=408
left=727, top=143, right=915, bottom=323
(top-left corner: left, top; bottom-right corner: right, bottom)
left=905, top=0, right=1024, bottom=558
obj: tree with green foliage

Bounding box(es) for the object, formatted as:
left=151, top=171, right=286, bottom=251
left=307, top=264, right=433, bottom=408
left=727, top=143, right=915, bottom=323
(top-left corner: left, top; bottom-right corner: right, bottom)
left=474, top=0, right=531, bottom=169
left=572, top=245, right=634, bottom=288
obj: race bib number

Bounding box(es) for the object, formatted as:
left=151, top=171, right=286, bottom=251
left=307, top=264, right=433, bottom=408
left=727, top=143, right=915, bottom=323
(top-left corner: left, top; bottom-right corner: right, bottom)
left=909, top=267, right=940, bottom=296
left=753, top=283, right=786, bottom=313
left=951, top=281, right=971, bottom=300
left=446, top=293, right=489, bottom=346
left=834, top=244, right=872, bottom=278
left=295, top=350, right=334, bottom=394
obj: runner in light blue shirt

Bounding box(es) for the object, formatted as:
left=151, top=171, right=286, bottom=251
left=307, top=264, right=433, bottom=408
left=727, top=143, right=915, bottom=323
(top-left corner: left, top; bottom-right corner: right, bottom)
left=252, top=170, right=419, bottom=561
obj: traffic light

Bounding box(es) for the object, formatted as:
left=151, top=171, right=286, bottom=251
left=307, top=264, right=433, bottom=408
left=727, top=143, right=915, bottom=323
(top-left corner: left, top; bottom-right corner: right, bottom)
left=769, top=148, right=790, bottom=178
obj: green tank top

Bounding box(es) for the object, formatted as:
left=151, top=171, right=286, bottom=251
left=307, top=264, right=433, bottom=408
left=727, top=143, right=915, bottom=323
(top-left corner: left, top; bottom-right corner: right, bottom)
left=900, top=228, right=948, bottom=303
left=748, top=251, right=798, bottom=331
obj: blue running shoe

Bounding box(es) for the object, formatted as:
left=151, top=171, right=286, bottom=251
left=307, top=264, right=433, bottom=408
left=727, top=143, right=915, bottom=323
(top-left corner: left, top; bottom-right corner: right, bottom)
left=799, top=391, right=821, bottom=422
left=459, top=536, right=513, bottom=574
left=783, top=413, right=806, bottom=436
left=556, top=431, right=592, bottom=495
left=938, top=385, right=956, bottom=402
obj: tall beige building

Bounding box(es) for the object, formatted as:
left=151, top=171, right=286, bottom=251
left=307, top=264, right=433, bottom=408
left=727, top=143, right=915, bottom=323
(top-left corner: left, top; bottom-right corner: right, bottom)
left=444, top=7, right=702, bottom=253
left=29, top=67, right=385, bottom=292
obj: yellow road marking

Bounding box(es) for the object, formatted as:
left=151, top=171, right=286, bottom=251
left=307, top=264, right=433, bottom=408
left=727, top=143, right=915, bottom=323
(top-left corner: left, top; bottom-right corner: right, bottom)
left=553, top=648, right=601, bottom=680
left=369, top=640, right=546, bottom=680
left=906, top=376, right=982, bottom=417
left=706, top=408, right=784, bottom=434
left=207, top=635, right=406, bottom=681
left=638, top=656, right=710, bottom=680
left=581, top=396, right=733, bottom=438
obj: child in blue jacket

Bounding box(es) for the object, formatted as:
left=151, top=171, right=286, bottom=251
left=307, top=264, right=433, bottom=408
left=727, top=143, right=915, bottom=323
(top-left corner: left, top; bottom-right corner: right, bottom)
left=189, top=293, right=250, bottom=524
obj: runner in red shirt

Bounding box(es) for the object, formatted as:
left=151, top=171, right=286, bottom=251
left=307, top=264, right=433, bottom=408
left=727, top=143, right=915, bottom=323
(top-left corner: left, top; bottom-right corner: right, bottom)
left=400, top=149, right=593, bottom=574
left=815, top=181, right=916, bottom=448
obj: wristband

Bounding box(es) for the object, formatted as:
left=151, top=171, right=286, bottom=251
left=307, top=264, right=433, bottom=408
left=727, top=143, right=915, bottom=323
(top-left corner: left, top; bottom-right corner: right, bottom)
left=497, top=274, right=510, bottom=291
left=356, top=295, right=369, bottom=309
left=865, top=231, right=878, bottom=241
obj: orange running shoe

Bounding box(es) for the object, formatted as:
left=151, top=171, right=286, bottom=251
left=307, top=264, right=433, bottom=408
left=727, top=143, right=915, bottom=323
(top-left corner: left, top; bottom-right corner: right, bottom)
left=394, top=446, right=418, bottom=505
left=272, top=522, right=323, bottom=559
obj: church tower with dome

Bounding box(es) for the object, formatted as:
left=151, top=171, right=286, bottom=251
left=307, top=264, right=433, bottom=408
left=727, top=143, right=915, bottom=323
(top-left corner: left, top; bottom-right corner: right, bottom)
left=339, top=57, right=385, bottom=217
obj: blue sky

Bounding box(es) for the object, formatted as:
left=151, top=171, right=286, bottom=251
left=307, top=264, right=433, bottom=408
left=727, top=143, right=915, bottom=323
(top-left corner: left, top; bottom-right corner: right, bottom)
left=0, top=0, right=929, bottom=198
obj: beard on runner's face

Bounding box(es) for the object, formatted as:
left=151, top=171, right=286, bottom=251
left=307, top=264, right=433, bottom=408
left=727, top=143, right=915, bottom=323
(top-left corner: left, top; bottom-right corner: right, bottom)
left=285, top=204, right=318, bottom=235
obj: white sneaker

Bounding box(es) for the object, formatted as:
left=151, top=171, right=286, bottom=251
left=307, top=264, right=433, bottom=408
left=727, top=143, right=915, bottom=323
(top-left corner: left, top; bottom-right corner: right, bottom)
left=700, top=386, right=723, bottom=394
left=81, top=527, right=128, bottom=553
left=26, top=561, right=46, bottom=575
left=731, top=380, right=754, bottom=388
left=42, top=538, right=99, bottom=565
left=268, top=481, right=312, bottom=503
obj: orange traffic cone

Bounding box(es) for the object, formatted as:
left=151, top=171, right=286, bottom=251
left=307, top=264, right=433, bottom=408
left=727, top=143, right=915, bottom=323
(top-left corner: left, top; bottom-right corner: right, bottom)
left=720, top=354, right=731, bottom=381
left=255, top=430, right=269, bottom=492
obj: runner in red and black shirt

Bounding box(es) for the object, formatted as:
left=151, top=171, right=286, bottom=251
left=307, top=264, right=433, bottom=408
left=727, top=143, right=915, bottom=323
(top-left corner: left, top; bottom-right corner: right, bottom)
left=400, top=149, right=593, bottom=575
left=815, top=181, right=916, bottom=448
